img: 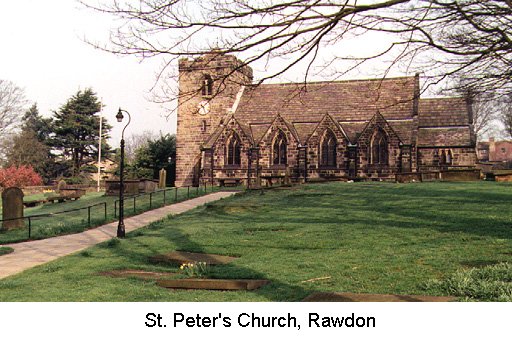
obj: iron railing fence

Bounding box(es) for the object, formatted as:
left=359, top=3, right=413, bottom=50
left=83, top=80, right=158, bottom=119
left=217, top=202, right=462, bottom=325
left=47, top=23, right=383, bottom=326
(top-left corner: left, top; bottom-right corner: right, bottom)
left=0, top=184, right=219, bottom=243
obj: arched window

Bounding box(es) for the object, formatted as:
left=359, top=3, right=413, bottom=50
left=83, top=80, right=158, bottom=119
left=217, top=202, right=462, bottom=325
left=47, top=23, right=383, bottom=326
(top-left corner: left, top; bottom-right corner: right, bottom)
left=201, top=74, right=213, bottom=96
left=440, top=150, right=446, bottom=165
left=320, top=130, right=337, bottom=167
left=370, top=130, right=388, bottom=165
left=272, top=131, right=287, bottom=165
left=226, top=133, right=241, bottom=166
left=440, top=149, right=452, bottom=166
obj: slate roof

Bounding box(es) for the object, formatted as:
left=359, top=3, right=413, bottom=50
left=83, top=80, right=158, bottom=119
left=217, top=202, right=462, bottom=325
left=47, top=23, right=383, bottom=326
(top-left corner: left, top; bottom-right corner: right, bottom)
left=233, top=76, right=418, bottom=144
left=338, top=121, right=367, bottom=144
left=418, top=97, right=469, bottom=127
left=205, top=76, right=474, bottom=148
left=292, top=122, right=318, bottom=144
left=417, top=127, right=473, bottom=147
left=387, top=119, right=415, bottom=145
left=236, top=77, right=417, bottom=124
left=417, top=97, right=473, bottom=147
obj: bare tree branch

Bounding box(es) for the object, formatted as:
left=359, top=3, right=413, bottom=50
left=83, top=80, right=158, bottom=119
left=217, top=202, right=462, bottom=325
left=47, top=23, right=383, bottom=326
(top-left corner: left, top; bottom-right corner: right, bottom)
left=0, top=80, right=26, bottom=136
left=80, top=0, right=512, bottom=114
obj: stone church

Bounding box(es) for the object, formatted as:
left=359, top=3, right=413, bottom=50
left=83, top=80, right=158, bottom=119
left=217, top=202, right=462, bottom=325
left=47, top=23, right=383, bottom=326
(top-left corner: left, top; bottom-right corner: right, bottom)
left=176, top=52, right=477, bottom=187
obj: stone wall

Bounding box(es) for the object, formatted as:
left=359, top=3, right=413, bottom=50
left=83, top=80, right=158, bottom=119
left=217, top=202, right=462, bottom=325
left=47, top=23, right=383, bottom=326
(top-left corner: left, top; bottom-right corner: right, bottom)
left=357, top=113, right=402, bottom=180
left=257, top=116, right=300, bottom=178
left=207, top=117, right=254, bottom=184
left=418, top=147, right=477, bottom=172
left=305, top=115, right=349, bottom=180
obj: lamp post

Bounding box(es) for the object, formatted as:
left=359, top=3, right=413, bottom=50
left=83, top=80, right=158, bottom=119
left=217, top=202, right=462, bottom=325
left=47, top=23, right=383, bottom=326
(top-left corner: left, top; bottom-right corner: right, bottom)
left=116, top=108, right=131, bottom=238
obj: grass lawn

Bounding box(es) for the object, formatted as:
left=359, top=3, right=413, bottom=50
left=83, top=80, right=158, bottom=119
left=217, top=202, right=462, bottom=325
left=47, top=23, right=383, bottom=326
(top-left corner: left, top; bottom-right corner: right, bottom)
left=0, top=186, right=219, bottom=244
left=0, top=181, right=510, bottom=301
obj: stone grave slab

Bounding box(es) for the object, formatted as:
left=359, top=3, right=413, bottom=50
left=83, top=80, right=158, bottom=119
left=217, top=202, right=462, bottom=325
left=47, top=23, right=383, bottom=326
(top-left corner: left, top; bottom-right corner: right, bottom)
left=149, top=251, right=238, bottom=265
left=302, top=292, right=456, bottom=302
left=99, top=270, right=177, bottom=280
left=157, top=278, right=270, bottom=291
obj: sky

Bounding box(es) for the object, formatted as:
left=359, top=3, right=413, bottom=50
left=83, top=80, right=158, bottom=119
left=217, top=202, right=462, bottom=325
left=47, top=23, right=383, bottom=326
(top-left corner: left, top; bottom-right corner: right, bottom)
left=0, top=0, right=173, bottom=145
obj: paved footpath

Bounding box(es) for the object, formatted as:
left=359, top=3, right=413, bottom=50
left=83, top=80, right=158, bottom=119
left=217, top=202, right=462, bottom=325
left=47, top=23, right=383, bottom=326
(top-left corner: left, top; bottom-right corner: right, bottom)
left=0, top=191, right=236, bottom=280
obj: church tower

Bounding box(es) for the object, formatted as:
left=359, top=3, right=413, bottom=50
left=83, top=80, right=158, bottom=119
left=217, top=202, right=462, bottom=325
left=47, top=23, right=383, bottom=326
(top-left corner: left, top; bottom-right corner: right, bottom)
left=176, top=51, right=253, bottom=186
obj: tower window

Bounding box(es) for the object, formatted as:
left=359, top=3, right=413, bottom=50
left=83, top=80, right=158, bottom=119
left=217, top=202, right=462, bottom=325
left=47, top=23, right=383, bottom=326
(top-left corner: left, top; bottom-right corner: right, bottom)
left=202, top=74, right=213, bottom=96
left=272, top=131, right=287, bottom=165
left=201, top=120, right=207, bottom=133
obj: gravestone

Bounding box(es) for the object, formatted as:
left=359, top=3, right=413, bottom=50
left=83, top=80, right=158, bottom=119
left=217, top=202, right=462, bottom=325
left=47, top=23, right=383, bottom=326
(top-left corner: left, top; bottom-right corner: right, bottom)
left=158, top=168, right=167, bottom=189
left=255, top=173, right=262, bottom=188
left=2, top=187, right=25, bottom=230
left=284, top=168, right=291, bottom=186
left=56, top=179, right=67, bottom=193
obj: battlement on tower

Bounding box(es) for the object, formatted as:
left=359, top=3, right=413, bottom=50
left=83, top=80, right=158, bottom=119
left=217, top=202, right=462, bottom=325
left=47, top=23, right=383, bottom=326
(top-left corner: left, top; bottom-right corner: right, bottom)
left=178, top=52, right=253, bottom=82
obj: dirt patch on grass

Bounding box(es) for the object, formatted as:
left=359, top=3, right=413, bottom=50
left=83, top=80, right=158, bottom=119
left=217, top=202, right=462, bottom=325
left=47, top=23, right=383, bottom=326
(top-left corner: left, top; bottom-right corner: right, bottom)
left=303, top=292, right=455, bottom=302
left=149, top=251, right=239, bottom=265
left=99, top=270, right=177, bottom=280
left=223, top=204, right=261, bottom=214
left=287, top=193, right=334, bottom=198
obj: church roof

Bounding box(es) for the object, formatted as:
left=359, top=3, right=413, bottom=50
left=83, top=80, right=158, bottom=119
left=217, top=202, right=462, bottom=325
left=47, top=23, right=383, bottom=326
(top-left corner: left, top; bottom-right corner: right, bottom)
left=338, top=121, right=367, bottom=144
left=235, top=76, right=418, bottom=125
left=417, top=127, right=473, bottom=147
left=233, top=76, right=418, bottom=144
left=418, top=97, right=470, bottom=127
left=417, top=97, right=474, bottom=147
left=205, top=76, right=473, bottom=148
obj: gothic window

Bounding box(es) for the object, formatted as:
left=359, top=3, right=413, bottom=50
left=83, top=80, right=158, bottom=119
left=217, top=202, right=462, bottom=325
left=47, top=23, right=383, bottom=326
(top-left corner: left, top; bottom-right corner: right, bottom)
left=370, top=130, right=388, bottom=165
left=440, top=150, right=446, bottom=165
left=226, top=133, right=241, bottom=166
left=440, top=149, right=452, bottom=165
left=272, top=131, right=287, bottom=165
left=320, top=130, right=337, bottom=167
left=201, top=74, right=213, bottom=96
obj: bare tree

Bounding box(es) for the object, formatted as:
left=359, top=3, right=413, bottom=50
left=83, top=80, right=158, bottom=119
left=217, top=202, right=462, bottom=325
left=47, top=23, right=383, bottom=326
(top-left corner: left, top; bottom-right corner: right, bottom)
left=499, top=97, right=512, bottom=138
left=362, top=1, right=512, bottom=96
left=467, top=97, right=502, bottom=141
left=0, top=80, right=26, bottom=135
left=124, top=130, right=158, bottom=163
left=0, top=80, right=27, bottom=161
left=449, top=82, right=499, bottom=141
left=82, top=1, right=512, bottom=103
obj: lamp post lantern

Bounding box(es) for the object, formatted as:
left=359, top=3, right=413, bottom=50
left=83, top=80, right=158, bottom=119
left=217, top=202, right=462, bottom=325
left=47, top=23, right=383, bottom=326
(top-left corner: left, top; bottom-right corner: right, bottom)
left=116, top=108, right=131, bottom=238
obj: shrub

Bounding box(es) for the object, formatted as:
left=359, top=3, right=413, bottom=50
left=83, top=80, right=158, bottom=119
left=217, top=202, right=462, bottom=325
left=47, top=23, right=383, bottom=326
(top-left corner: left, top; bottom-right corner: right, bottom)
left=0, top=165, right=43, bottom=188
left=80, top=164, right=98, bottom=173
left=63, top=176, right=86, bottom=185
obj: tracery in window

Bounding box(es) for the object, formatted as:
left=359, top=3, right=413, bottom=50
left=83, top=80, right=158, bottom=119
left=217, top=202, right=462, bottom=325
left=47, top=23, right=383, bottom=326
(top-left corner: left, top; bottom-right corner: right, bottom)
left=370, top=130, right=388, bottom=165
left=226, top=133, right=241, bottom=166
left=272, top=131, right=287, bottom=165
left=320, top=130, right=337, bottom=167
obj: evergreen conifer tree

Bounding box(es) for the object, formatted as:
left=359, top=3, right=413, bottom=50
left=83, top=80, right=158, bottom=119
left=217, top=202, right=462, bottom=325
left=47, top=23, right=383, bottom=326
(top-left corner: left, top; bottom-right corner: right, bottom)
left=51, top=89, right=112, bottom=176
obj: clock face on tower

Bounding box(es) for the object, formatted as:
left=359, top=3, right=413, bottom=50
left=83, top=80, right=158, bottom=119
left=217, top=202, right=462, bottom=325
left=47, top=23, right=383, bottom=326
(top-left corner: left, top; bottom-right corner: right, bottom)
left=198, top=100, right=210, bottom=115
